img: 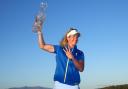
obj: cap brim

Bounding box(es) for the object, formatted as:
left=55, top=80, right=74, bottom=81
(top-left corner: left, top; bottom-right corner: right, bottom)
left=75, top=32, right=80, bottom=37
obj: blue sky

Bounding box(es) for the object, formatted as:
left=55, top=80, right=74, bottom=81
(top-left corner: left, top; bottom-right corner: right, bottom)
left=0, top=0, right=128, bottom=89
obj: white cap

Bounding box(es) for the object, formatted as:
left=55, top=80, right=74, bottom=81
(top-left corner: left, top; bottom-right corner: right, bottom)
left=67, top=30, right=80, bottom=37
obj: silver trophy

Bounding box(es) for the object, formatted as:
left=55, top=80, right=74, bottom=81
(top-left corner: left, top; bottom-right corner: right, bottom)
left=32, top=1, right=47, bottom=33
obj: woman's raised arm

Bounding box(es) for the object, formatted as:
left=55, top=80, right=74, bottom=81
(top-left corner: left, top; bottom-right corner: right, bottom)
left=37, top=26, right=54, bottom=53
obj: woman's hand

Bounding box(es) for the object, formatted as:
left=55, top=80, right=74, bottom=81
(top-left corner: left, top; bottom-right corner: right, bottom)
left=63, top=46, right=84, bottom=72
left=63, top=46, right=74, bottom=60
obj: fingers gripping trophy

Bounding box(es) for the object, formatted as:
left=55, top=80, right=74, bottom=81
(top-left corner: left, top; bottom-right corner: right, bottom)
left=32, top=1, right=47, bottom=33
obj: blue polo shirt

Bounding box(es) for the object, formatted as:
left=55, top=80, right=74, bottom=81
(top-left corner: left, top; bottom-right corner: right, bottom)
left=53, top=45, right=84, bottom=85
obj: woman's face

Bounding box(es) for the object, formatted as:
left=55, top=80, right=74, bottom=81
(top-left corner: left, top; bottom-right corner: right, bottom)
left=67, top=34, right=79, bottom=48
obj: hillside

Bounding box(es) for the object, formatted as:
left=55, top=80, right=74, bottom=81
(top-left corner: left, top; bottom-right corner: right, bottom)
left=99, top=84, right=128, bottom=89
left=9, top=86, right=52, bottom=89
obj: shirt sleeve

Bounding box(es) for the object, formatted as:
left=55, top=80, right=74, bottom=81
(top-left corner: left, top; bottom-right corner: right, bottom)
left=78, top=50, right=84, bottom=61
left=53, top=45, right=60, bottom=54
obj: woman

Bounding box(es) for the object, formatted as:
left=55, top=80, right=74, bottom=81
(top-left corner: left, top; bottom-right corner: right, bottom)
left=36, top=26, right=84, bottom=89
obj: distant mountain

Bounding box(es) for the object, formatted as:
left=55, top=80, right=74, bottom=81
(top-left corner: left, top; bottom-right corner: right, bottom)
left=9, top=86, right=52, bottom=89
left=99, top=84, right=128, bottom=89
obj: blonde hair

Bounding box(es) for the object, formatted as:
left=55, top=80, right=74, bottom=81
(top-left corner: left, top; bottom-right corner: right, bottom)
left=60, top=28, right=79, bottom=47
